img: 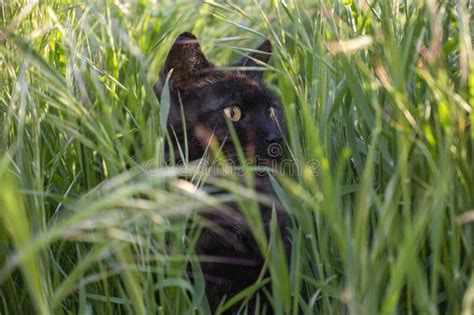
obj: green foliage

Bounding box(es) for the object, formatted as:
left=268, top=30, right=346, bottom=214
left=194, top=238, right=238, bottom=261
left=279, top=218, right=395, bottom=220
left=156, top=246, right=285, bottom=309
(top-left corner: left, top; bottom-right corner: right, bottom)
left=1, top=0, right=473, bottom=314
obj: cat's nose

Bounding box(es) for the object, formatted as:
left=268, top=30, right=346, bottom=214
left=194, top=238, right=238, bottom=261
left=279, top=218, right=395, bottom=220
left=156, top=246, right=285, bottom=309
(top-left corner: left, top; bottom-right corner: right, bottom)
left=265, top=132, right=283, bottom=143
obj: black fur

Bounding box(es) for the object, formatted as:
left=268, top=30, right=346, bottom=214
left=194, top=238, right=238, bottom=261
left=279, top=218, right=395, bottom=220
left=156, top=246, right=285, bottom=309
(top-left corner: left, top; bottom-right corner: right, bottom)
left=155, top=32, right=288, bottom=314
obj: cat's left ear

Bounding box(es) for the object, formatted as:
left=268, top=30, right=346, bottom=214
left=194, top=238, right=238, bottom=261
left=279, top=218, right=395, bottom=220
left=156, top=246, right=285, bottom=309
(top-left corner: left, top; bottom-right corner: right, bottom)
left=233, top=39, right=272, bottom=79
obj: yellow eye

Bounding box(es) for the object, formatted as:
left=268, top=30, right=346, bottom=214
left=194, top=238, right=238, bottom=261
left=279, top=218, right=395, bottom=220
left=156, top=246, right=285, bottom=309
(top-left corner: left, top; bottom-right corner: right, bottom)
left=268, top=107, right=277, bottom=121
left=223, top=105, right=242, bottom=122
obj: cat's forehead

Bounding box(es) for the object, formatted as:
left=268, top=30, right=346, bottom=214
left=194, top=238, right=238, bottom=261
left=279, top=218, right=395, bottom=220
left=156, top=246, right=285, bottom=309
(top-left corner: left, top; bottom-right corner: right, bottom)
left=180, top=70, right=280, bottom=114
left=193, top=70, right=262, bottom=90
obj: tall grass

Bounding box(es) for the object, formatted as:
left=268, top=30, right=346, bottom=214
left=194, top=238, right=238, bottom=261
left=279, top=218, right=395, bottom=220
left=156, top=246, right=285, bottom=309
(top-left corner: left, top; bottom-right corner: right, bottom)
left=1, top=0, right=473, bottom=314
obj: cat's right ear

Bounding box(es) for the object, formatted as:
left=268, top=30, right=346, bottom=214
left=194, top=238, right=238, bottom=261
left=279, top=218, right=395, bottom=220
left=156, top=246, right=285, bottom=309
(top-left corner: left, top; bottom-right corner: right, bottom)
left=158, top=32, right=210, bottom=93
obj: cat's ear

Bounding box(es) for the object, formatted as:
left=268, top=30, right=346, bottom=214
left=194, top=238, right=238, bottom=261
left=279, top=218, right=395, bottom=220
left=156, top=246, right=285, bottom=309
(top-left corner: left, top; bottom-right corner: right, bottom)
left=233, top=39, right=272, bottom=79
left=160, top=32, right=211, bottom=91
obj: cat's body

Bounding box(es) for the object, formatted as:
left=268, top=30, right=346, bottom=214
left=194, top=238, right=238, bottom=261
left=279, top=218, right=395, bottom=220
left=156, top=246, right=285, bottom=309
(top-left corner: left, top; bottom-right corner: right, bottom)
left=196, top=175, right=289, bottom=314
left=155, top=32, right=288, bottom=314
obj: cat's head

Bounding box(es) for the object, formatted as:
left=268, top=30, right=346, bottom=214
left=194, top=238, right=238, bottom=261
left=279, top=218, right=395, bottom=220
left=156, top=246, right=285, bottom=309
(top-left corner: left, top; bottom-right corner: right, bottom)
left=155, top=32, right=284, bottom=164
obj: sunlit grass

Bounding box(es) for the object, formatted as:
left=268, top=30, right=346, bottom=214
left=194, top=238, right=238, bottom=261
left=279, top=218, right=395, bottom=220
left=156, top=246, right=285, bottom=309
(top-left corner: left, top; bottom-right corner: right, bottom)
left=1, top=0, right=473, bottom=314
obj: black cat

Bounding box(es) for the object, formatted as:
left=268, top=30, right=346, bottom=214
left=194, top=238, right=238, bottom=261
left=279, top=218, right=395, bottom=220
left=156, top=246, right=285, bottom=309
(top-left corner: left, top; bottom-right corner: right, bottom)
left=155, top=32, right=288, bottom=314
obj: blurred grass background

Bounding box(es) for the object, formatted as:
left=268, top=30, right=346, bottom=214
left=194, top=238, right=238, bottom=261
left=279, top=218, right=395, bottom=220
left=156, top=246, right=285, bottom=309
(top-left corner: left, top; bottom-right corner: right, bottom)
left=1, top=0, right=474, bottom=314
